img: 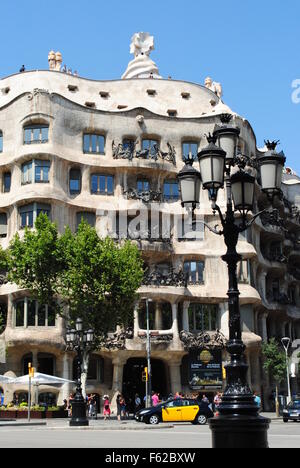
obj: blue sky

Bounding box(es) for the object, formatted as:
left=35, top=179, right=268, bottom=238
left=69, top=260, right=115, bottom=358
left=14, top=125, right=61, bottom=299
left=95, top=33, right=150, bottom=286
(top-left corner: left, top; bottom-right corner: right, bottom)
left=1, top=0, right=300, bottom=172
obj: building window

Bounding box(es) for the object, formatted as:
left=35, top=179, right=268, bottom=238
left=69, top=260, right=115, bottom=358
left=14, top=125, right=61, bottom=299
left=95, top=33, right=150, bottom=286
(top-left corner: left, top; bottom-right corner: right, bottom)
left=19, top=203, right=51, bottom=229
left=142, top=139, right=159, bottom=158
left=137, top=179, right=150, bottom=192
left=83, top=134, right=105, bottom=154
left=0, top=132, right=3, bottom=153
left=22, top=160, right=50, bottom=184
left=76, top=212, right=96, bottom=230
left=24, top=125, right=49, bottom=145
left=0, top=213, right=7, bottom=238
left=188, top=304, right=218, bottom=332
left=69, top=169, right=81, bottom=195
left=182, top=142, right=198, bottom=161
left=14, top=298, right=56, bottom=328
left=164, top=180, right=179, bottom=201
left=238, top=260, right=252, bottom=284
left=184, top=261, right=205, bottom=285
left=91, top=175, right=114, bottom=195
left=3, top=173, right=11, bottom=193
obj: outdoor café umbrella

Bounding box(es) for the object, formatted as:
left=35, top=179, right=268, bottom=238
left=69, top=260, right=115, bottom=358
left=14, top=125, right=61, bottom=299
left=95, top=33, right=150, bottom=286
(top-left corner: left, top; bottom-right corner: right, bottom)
left=11, top=373, right=75, bottom=421
left=11, top=373, right=74, bottom=386
left=0, top=375, right=14, bottom=384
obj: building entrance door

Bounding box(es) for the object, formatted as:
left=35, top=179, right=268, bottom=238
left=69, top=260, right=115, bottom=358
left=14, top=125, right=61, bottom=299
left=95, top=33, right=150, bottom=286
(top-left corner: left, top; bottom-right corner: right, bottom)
left=122, top=358, right=168, bottom=411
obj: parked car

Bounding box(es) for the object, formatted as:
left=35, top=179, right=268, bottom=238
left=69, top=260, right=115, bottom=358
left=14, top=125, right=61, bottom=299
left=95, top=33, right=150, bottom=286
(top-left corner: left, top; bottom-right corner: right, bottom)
left=135, top=398, right=214, bottom=425
left=283, top=400, right=300, bottom=423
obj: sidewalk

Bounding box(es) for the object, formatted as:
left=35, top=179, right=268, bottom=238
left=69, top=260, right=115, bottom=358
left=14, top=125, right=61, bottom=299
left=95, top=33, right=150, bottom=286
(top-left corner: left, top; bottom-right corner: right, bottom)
left=261, top=412, right=282, bottom=421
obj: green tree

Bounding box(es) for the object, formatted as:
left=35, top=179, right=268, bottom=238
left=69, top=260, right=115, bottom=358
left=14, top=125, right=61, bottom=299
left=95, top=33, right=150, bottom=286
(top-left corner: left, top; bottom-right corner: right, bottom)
left=262, top=339, right=287, bottom=416
left=8, top=215, right=144, bottom=392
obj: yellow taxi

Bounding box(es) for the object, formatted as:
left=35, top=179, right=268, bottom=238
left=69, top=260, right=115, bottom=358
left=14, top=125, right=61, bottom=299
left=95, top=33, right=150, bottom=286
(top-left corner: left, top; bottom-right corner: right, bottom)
left=135, top=398, right=214, bottom=425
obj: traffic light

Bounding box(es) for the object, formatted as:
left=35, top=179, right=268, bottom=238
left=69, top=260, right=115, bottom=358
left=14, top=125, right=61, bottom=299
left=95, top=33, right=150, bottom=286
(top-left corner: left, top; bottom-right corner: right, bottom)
left=28, top=363, right=35, bottom=378
left=222, top=366, right=227, bottom=380
left=142, top=367, right=148, bottom=382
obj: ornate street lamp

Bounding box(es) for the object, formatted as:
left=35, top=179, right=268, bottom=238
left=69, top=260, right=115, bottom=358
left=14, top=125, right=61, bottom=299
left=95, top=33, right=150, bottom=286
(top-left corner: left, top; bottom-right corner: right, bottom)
left=177, top=155, right=201, bottom=210
left=281, top=337, right=292, bottom=404
left=177, top=114, right=285, bottom=448
left=66, top=318, right=95, bottom=427
left=213, top=113, right=241, bottom=166
left=258, top=140, right=286, bottom=199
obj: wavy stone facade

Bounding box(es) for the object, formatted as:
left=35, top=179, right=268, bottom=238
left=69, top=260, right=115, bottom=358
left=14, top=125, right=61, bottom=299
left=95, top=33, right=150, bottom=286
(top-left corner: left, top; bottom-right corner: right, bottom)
left=0, top=67, right=299, bottom=411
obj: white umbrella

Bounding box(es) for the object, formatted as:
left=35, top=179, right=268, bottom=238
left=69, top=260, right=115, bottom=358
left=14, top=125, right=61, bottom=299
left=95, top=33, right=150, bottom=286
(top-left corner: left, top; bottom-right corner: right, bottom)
left=0, top=375, right=14, bottom=383
left=11, top=373, right=74, bottom=385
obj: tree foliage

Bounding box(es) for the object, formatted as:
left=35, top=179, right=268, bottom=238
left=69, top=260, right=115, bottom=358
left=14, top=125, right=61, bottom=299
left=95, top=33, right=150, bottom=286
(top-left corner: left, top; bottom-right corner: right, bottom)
left=8, top=215, right=144, bottom=341
left=262, top=338, right=287, bottom=384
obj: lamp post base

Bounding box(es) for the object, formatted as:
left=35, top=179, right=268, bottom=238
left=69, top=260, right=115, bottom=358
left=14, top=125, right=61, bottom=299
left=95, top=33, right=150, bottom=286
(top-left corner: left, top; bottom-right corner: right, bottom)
left=209, top=414, right=270, bottom=449
left=70, top=399, right=89, bottom=427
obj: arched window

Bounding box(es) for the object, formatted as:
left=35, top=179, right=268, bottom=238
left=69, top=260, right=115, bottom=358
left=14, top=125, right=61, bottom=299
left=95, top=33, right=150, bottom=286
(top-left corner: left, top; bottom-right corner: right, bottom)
left=38, top=353, right=55, bottom=375
left=83, top=134, right=105, bottom=154
left=22, top=160, right=50, bottom=184
left=69, top=169, right=81, bottom=195
left=38, top=392, right=57, bottom=406
left=76, top=212, right=96, bottom=230
left=72, top=355, right=104, bottom=382
left=184, top=261, right=205, bottom=285
left=24, top=125, right=49, bottom=145
left=182, top=141, right=199, bottom=161
left=3, top=173, right=11, bottom=192
left=188, top=304, right=219, bottom=332
left=22, top=353, right=33, bottom=375
left=19, top=203, right=51, bottom=228
left=163, top=180, right=179, bottom=201
left=0, top=213, right=7, bottom=238
left=142, top=138, right=159, bottom=158
left=14, top=298, right=56, bottom=328
left=91, top=174, right=114, bottom=195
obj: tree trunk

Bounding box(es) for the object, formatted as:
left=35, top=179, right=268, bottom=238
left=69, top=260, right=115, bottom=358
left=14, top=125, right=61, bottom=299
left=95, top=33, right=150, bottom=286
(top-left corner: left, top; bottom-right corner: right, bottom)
left=275, top=385, right=280, bottom=417
left=81, top=351, right=90, bottom=399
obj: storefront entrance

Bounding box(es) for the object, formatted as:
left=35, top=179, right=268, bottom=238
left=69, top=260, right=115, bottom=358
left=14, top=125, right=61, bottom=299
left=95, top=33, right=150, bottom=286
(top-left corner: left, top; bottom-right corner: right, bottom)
left=122, top=358, right=168, bottom=411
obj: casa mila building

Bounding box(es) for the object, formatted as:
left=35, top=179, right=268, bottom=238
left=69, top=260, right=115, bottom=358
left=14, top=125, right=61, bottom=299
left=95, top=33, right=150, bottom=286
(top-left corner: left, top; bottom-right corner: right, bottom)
left=0, top=33, right=299, bottom=411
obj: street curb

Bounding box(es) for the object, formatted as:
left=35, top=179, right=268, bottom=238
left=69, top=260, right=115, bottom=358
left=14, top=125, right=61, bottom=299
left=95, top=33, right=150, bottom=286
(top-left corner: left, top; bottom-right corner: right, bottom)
left=46, top=424, right=175, bottom=431
left=0, top=422, right=47, bottom=427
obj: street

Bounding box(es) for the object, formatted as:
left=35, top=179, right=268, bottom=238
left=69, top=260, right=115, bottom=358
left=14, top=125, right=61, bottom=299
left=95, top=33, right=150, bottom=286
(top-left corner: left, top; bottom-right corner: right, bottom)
left=0, top=420, right=299, bottom=449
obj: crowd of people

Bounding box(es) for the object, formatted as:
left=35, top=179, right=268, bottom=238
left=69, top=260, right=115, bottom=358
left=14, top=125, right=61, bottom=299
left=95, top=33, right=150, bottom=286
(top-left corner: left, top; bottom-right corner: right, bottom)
left=65, top=390, right=262, bottom=420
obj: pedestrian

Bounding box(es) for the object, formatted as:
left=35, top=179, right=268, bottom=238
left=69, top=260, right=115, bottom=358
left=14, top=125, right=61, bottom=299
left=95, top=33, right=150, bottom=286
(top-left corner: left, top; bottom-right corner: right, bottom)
left=88, top=394, right=97, bottom=420
left=120, top=395, right=127, bottom=419
left=116, top=393, right=122, bottom=421
left=202, top=394, right=209, bottom=404
left=254, top=393, right=261, bottom=411
left=103, top=395, right=111, bottom=420
left=135, top=394, right=142, bottom=414
left=68, top=393, right=74, bottom=418
left=152, top=391, right=159, bottom=407
left=214, top=392, right=222, bottom=413
left=19, top=65, right=25, bottom=73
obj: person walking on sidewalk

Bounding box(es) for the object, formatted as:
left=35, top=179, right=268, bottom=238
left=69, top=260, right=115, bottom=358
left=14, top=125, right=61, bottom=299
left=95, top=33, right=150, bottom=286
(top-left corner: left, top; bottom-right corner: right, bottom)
left=103, top=395, right=111, bottom=421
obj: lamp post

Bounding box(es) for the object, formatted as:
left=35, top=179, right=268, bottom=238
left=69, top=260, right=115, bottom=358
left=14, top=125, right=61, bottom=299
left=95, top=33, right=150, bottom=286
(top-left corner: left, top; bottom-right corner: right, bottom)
left=177, top=115, right=286, bottom=448
left=281, top=337, right=292, bottom=404
left=66, top=318, right=95, bottom=427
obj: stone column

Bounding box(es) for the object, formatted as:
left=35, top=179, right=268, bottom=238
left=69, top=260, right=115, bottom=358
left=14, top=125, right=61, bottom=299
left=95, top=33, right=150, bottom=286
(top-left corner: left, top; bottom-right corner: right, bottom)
left=31, top=350, right=39, bottom=405
left=81, top=165, right=90, bottom=195
left=169, top=358, right=182, bottom=395
left=6, top=294, right=14, bottom=328
left=155, top=303, right=163, bottom=330
left=250, top=350, right=261, bottom=393
left=59, top=353, right=72, bottom=405
left=182, top=302, right=190, bottom=332
left=133, top=303, right=140, bottom=339
left=260, top=312, right=269, bottom=343
left=111, top=356, right=127, bottom=412
left=171, top=303, right=179, bottom=341
left=219, top=303, right=229, bottom=337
